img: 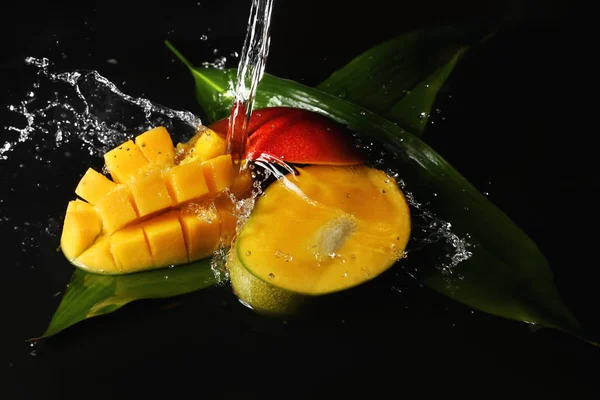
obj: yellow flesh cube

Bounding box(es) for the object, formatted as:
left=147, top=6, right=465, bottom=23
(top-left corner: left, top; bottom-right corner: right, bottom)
left=165, top=161, right=210, bottom=204
left=202, top=154, right=234, bottom=193
left=135, top=126, right=175, bottom=166
left=142, top=211, right=189, bottom=267
left=110, top=226, right=153, bottom=273
left=67, top=199, right=95, bottom=214
left=94, top=185, right=138, bottom=234
left=180, top=205, right=221, bottom=261
left=73, top=235, right=120, bottom=274
left=230, top=169, right=253, bottom=198
left=60, top=201, right=103, bottom=260
left=215, top=195, right=238, bottom=244
left=103, top=140, right=150, bottom=183
left=192, top=128, right=227, bottom=162
left=129, top=169, right=174, bottom=217
left=75, top=168, right=118, bottom=205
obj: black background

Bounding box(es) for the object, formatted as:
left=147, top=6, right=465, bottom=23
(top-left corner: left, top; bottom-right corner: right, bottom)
left=1, top=1, right=595, bottom=399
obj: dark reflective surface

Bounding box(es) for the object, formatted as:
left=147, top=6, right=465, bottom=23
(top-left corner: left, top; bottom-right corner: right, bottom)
left=2, top=1, right=596, bottom=399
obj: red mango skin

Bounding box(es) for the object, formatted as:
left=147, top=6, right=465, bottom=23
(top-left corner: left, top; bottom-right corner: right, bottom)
left=208, top=107, right=366, bottom=166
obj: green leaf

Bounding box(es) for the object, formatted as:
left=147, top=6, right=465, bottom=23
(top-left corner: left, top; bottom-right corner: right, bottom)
left=316, top=25, right=492, bottom=135
left=167, top=42, right=586, bottom=341
left=40, top=259, right=217, bottom=338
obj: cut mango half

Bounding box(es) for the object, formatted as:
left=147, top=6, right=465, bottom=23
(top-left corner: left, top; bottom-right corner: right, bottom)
left=60, top=126, right=253, bottom=275
left=229, top=165, right=411, bottom=314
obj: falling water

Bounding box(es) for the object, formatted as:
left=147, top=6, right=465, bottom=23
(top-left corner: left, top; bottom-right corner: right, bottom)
left=225, top=0, right=274, bottom=172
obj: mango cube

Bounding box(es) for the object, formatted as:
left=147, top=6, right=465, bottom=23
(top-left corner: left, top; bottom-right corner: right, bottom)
left=165, top=161, right=210, bottom=204
left=60, top=201, right=103, bottom=260
left=103, top=140, right=150, bottom=183
left=67, top=199, right=94, bottom=213
left=180, top=207, right=220, bottom=261
left=142, top=211, right=188, bottom=267
left=202, top=154, right=235, bottom=193
left=214, top=196, right=238, bottom=244
left=74, top=235, right=120, bottom=274
left=135, top=126, right=175, bottom=166
left=193, top=128, right=227, bottom=162
left=75, top=168, right=118, bottom=205
left=94, top=185, right=138, bottom=234
left=110, top=226, right=153, bottom=273
left=230, top=168, right=253, bottom=198
left=130, top=169, right=174, bottom=217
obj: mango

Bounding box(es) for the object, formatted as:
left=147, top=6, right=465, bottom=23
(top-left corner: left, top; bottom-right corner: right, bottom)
left=202, top=154, right=235, bottom=193
left=165, top=161, right=211, bottom=204
left=130, top=168, right=174, bottom=217
left=110, top=225, right=154, bottom=273
left=75, top=168, right=118, bottom=205
left=103, top=140, right=150, bottom=183
left=60, top=125, right=254, bottom=275
left=60, top=200, right=103, bottom=260
left=229, top=165, right=411, bottom=314
left=134, top=126, right=175, bottom=166
left=142, top=210, right=189, bottom=267
left=94, top=184, right=138, bottom=234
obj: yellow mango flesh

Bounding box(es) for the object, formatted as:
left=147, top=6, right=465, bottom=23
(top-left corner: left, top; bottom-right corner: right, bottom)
left=134, top=126, right=175, bottom=166
left=142, top=210, right=189, bottom=267
left=60, top=201, right=103, bottom=260
left=73, top=235, right=120, bottom=274
left=60, top=125, right=253, bottom=275
left=235, top=165, right=411, bottom=295
left=110, top=225, right=154, bottom=272
left=130, top=168, right=174, bottom=217
left=103, top=140, right=150, bottom=183
left=165, top=161, right=210, bottom=204
left=192, top=128, right=227, bottom=162
left=94, top=184, right=138, bottom=234
left=178, top=127, right=227, bottom=164
left=202, top=154, right=235, bottom=193
left=180, top=203, right=221, bottom=261
left=75, top=168, right=118, bottom=205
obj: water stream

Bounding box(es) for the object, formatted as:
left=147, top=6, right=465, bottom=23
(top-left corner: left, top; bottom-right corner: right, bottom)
left=225, top=0, right=274, bottom=172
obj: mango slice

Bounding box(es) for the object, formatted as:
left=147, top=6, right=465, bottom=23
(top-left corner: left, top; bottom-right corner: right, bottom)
left=60, top=125, right=254, bottom=275
left=230, top=165, right=411, bottom=313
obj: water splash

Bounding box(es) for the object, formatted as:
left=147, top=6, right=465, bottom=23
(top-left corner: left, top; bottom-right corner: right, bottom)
left=2, top=57, right=201, bottom=162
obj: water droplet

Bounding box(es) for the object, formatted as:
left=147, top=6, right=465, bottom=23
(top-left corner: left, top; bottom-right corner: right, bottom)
left=245, top=250, right=251, bottom=256
left=268, top=273, right=275, bottom=279
left=200, top=34, right=208, bottom=41
left=381, top=189, right=386, bottom=193
left=342, top=272, right=348, bottom=277
left=346, top=193, right=351, bottom=198
left=164, top=275, right=169, bottom=279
